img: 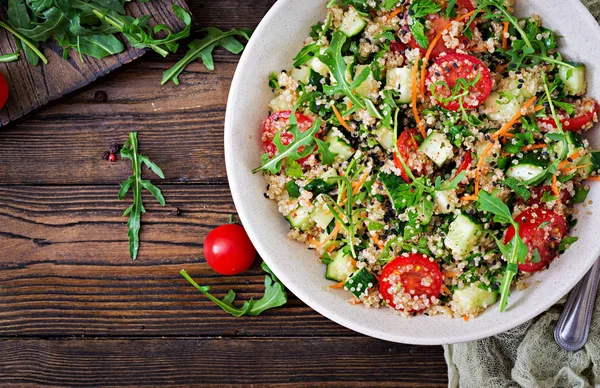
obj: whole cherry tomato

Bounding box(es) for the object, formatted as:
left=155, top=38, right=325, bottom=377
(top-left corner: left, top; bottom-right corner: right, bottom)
left=0, top=72, right=8, bottom=111
left=204, top=221, right=257, bottom=275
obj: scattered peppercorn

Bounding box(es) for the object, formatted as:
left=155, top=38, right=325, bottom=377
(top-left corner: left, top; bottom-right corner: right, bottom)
left=108, top=153, right=116, bottom=162
left=102, top=151, right=110, bottom=160
left=109, top=143, right=121, bottom=154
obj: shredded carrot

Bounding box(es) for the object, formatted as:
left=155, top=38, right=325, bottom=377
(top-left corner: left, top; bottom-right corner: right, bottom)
left=331, top=104, right=351, bottom=132
left=534, top=105, right=544, bottom=112
left=321, top=221, right=342, bottom=247
left=419, top=10, right=479, bottom=97
left=441, top=284, right=451, bottom=295
left=474, top=142, right=493, bottom=195
left=551, top=174, right=561, bottom=204
left=461, top=195, right=479, bottom=202
left=558, top=151, right=585, bottom=170
left=561, top=164, right=591, bottom=173
left=503, top=133, right=515, bottom=138
left=463, top=314, right=470, bottom=322
left=522, top=144, right=547, bottom=152
left=494, top=63, right=509, bottom=74
left=386, top=7, right=403, bottom=20
left=586, top=176, right=600, bottom=181
left=370, top=232, right=386, bottom=250
left=347, top=100, right=353, bottom=110
left=352, top=169, right=371, bottom=195
left=502, top=22, right=509, bottom=50
left=329, top=279, right=346, bottom=289
left=411, top=62, right=427, bottom=138
left=443, top=271, right=459, bottom=278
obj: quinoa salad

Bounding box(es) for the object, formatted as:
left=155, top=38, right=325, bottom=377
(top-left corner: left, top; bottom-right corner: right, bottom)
left=252, top=0, right=600, bottom=319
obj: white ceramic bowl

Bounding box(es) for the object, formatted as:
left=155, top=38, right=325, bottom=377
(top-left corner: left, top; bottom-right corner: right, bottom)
left=225, top=0, right=600, bottom=344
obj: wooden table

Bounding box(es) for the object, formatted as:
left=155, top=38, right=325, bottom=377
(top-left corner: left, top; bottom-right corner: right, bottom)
left=0, top=1, right=448, bottom=386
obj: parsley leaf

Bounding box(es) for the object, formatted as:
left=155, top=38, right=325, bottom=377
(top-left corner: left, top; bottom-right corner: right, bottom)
left=180, top=262, right=288, bottom=317
left=559, top=237, right=578, bottom=253
left=379, top=172, right=424, bottom=212
left=501, top=177, right=531, bottom=201
left=408, top=0, right=442, bottom=49
left=286, top=181, right=301, bottom=198
left=540, top=191, right=558, bottom=203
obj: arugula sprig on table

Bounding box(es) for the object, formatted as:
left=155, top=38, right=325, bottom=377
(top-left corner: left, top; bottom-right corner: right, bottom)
left=476, top=191, right=528, bottom=312
left=119, top=132, right=166, bottom=261
left=180, top=262, right=287, bottom=317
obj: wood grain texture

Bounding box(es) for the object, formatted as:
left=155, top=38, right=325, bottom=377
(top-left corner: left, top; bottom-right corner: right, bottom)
left=0, top=0, right=190, bottom=127
left=0, top=337, right=447, bottom=387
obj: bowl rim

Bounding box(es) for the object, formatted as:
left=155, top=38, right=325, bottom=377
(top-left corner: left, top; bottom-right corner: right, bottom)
left=225, top=0, right=600, bottom=345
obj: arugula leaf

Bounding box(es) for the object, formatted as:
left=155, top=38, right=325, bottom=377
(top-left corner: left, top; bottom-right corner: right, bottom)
left=118, top=132, right=166, bottom=261
left=319, top=31, right=370, bottom=109
left=559, top=237, right=578, bottom=253
left=408, top=0, right=441, bottom=49
left=315, top=139, right=338, bottom=165
left=476, top=190, right=513, bottom=225
left=180, top=262, right=288, bottom=317
left=253, top=92, right=323, bottom=174
left=572, top=186, right=590, bottom=204
left=294, top=42, right=321, bottom=67
left=379, top=172, right=424, bottom=212
left=285, top=159, right=304, bottom=178
left=162, top=27, right=252, bottom=85
left=501, top=177, right=531, bottom=201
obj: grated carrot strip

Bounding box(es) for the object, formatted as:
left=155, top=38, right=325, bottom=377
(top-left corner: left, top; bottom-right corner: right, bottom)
left=463, top=314, right=470, bottom=322
left=521, top=144, right=548, bottom=152
left=491, top=96, right=537, bottom=140
left=494, top=63, right=509, bottom=74
left=502, top=22, right=509, bottom=50
left=558, top=151, right=585, bottom=170
left=352, top=169, right=372, bottom=195
left=561, top=164, right=591, bottom=173
left=386, top=7, right=403, bottom=20
left=474, top=142, right=493, bottom=195
left=347, top=100, right=353, bottom=110
left=461, top=195, right=479, bottom=202
left=534, top=105, right=544, bottom=112
left=586, top=176, right=600, bottom=181
left=331, top=104, right=352, bottom=132
left=443, top=271, right=459, bottom=278
left=411, top=61, right=427, bottom=138
left=329, top=279, right=346, bottom=289
left=320, top=221, right=342, bottom=247
left=419, top=10, right=479, bottom=97
left=370, top=231, right=386, bottom=250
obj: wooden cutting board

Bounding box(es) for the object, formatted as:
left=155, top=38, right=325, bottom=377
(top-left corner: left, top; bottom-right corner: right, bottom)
left=0, top=0, right=189, bottom=127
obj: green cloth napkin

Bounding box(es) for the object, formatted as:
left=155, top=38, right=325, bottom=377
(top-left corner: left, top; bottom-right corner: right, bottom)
left=444, top=3, right=600, bottom=386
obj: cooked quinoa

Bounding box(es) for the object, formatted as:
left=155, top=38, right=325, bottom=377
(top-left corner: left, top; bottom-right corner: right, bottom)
left=253, top=0, right=599, bottom=319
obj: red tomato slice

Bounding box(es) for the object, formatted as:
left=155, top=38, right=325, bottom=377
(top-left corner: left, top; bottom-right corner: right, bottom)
left=393, top=129, right=430, bottom=182
left=426, top=53, right=492, bottom=111
left=262, top=111, right=316, bottom=164
left=390, top=41, right=408, bottom=54
left=456, top=151, right=473, bottom=174
left=380, top=253, right=443, bottom=312
left=537, top=100, right=598, bottom=132
left=504, top=207, right=568, bottom=272
left=407, top=13, right=475, bottom=59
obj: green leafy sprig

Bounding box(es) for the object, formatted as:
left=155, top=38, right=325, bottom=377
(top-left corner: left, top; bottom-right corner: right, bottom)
left=408, top=0, right=442, bottom=49
left=180, top=262, right=288, bottom=317
left=119, top=132, right=166, bottom=261
left=476, top=191, right=528, bottom=312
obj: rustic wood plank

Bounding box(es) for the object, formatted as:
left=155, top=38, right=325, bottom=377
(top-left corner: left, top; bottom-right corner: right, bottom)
left=0, top=59, right=235, bottom=185
left=0, top=0, right=190, bottom=127
left=0, top=337, right=447, bottom=387
left=0, top=184, right=353, bottom=337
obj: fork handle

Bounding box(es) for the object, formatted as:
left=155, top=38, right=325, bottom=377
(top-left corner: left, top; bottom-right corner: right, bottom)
left=554, top=259, right=600, bottom=351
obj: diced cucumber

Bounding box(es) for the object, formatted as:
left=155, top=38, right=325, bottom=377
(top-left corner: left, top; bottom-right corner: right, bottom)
left=326, top=250, right=357, bottom=282
left=291, top=66, right=311, bottom=84
left=419, top=131, right=454, bottom=167
left=434, top=190, right=457, bottom=214
left=559, top=63, right=586, bottom=96
left=504, top=78, right=536, bottom=101
left=344, top=267, right=378, bottom=298
left=445, top=214, right=483, bottom=258
left=566, top=131, right=585, bottom=149
left=386, top=67, right=413, bottom=104
left=269, top=94, right=295, bottom=113
left=354, top=65, right=379, bottom=101
left=311, top=200, right=335, bottom=230
left=506, top=152, right=550, bottom=182
left=374, top=126, right=395, bottom=151
left=285, top=205, right=314, bottom=231
left=308, top=57, right=329, bottom=77
left=552, top=131, right=585, bottom=166
left=476, top=141, right=499, bottom=164
left=575, top=151, right=600, bottom=178
left=321, top=168, right=339, bottom=180
left=325, top=130, right=354, bottom=162
left=452, top=284, right=497, bottom=315
left=339, top=7, right=367, bottom=37
left=484, top=91, right=521, bottom=122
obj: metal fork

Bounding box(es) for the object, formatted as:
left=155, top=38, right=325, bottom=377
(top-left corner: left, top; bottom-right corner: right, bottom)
left=554, top=259, right=600, bottom=351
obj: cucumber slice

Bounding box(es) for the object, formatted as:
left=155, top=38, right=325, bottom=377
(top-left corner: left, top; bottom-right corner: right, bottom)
left=326, top=250, right=357, bottom=282
left=308, top=57, right=330, bottom=77
left=339, top=7, right=367, bottom=37
left=386, top=67, right=413, bottom=104
left=559, top=63, right=586, bottom=96
left=476, top=141, right=499, bottom=165
left=285, top=205, right=314, bottom=231
left=575, top=151, right=600, bottom=178
left=344, top=267, right=378, bottom=298
left=419, top=131, right=454, bottom=167
left=325, top=130, right=354, bottom=162
left=506, top=152, right=550, bottom=182
left=291, top=66, right=311, bottom=84
left=452, top=284, right=497, bottom=314
left=311, top=200, right=335, bottom=230
left=484, top=91, right=520, bottom=122
left=374, top=126, right=395, bottom=151
left=434, top=190, right=457, bottom=214
left=445, top=214, right=483, bottom=258
left=321, top=168, right=339, bottom=180
left=354, top=65, right=379, bottom=101
left=344, top=56, right=355, bottom=83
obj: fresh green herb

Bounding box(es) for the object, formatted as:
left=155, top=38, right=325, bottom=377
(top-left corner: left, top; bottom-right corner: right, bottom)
left=559, top=237, right=578, bottom=253
left=315, top=138, right=338, bottom=165
left=269, top=71, right=280, bottom=89
left=0, top=51, right=19, bottom=63
left=379, top=172, right=424, bottom=211
left=445, top=0, right=458, bottom=18
left=118, top=132, right=166, bottom=261
left=305, top=178, right=337, bottom=197
left=253, top=92, right=323, bottom=174
left=530, top=249, right=542, bottom=263
left=540, top=191, right=558, bottom=203
left=476, top=191, right=528, bottom=312
left=285, top=159, right=304, bottom=178
left=161, top=27, right=252, bottom=85
left=537, top=221, right=551, bottom=229
left=572, top=186, right=590, bottom=204
left=501, top=177, right=531, bottom=201
left=408, top=0, right=442, bottom=49
left=368, top=221, right=385, bottom=231
left=319, top=31, right=371, bottom=109
left=180, top=262, right=287, bottom=317
left=286, top=181, right=302, bottom=198
left=294, top=43, right=321, bottom=67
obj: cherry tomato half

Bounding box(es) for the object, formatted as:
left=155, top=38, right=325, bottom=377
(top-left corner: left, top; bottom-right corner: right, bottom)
left=380, top=253, right=443, bottom=312
left=537, top=100, right=598, bottom=132
left=204, top=223, right=257, bottom=276
left=0, top=72, right=8, bottom=111
left=426, top=53, right=492, bottom=111
left=262, top=111, right=316, bottom=164
left=407, top=10, right=476, bottom=59
left=393, top=129, right=431, bottom=182
left=456, top=151, right=474, bottom=175
left=504, top=207, right=567, bottom=272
